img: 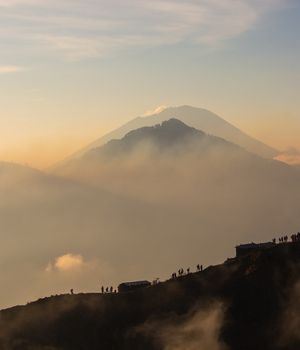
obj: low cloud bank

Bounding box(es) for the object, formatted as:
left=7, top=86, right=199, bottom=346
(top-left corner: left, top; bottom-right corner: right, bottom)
left=275, top=148, right=300, bottom=166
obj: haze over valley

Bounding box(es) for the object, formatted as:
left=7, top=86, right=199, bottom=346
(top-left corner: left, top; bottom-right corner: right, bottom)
left=1, top=107, right=299, bottom=308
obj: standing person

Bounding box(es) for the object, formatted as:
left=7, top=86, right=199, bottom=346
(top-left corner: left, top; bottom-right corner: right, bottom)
left=101, top=286, right=104, bottom=294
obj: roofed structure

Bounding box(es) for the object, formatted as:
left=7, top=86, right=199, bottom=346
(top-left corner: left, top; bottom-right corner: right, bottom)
left=118, top=280, right=151, bottom=293
left=236, top=242, right=276, bottom=257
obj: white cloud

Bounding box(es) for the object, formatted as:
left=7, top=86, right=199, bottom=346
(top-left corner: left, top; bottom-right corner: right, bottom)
left=0, top=0, right=289, bottom=60
left=46, top=253, right=84, bottom=272
left=274, top=148, right=300, bottom=165
left=143, top=105, right=169, bottom=117
left=0, top=65, right=23, bottom=74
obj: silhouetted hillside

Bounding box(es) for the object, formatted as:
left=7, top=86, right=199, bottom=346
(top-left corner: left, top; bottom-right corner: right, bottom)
left=1, top=242, right=300, bottom=350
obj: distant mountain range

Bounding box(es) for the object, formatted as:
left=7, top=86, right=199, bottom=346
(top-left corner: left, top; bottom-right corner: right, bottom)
left=81, top=118, right=240, bottom=160
left=61, top=105, right=278, bottom=163
left=54, top=119, right=300, bottom=250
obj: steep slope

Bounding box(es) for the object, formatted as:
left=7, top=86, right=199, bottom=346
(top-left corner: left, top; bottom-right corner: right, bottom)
left=1, top=242, right=300, bottom=350
left=62, top=105, right=278, bottom=162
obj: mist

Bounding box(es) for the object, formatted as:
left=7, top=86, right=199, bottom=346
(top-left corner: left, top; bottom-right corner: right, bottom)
left=137, top=301, right=227, bottom=350
left=0, top=120, right=300, bottom=309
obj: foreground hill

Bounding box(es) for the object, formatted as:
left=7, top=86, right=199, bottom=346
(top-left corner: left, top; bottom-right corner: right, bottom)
left=62, top=105, right=277, bottom=162
left=1, top=242, right=300, bottom=350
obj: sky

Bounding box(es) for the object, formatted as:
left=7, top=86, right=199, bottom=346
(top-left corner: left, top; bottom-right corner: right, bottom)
left=0, top=0, right=299, bottom=168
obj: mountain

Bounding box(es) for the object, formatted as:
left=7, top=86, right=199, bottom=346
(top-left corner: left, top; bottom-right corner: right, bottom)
left=61, top=105, right=278, bottom=162
left=53, top=118, right=300, bottom=274
left=55, top=118, right=298, bottom=198
left=83, top=118, right=240, bottom=160
left=1, top=242, right=300, bottom=350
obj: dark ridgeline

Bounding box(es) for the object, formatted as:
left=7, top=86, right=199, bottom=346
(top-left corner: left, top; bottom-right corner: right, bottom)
left=81, top=118, right=242, bottom=161
left=63, top=105, right=278, bottom=162
left=235, top=242, right=276, bottom=257
left=1, top=242, right=300, bottom=349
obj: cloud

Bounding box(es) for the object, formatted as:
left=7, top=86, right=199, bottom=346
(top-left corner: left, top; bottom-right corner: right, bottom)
left=274, top=148, right=300, bottom=165
left=0, top=65, right=23, bottom=74
left=0, top=0, right=288, bottom=60
left=46, top=253, right=84, bottom=272
left=138, top=301, right=227, bottom=350
left=143, top=105, right=168, bottom=117
left=277, top=279, right=300, bottom=347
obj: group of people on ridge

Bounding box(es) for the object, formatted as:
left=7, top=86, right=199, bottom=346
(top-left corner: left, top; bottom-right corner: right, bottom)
left=273, top=232, right=300, bottom=244
left=291, top=232, right=300, bottom=242
left=101, top=286, right=117, bottom=294
left=171, top=264, right=203, bottom=279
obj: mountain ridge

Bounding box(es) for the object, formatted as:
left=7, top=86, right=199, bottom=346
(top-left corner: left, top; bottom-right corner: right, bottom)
left=84, top=118, right=239, bottom=159
left=55, top=106, right=277, bottom=167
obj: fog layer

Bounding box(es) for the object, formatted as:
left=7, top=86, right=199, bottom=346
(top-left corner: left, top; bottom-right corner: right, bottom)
left=1, top=119, right=299, bottom=308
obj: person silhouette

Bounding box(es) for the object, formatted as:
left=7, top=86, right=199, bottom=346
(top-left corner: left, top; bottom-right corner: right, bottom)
left=70, top=289, right=74, bottom=295
left=110, top=286, right=113, bottom=293
left=101, top=286, right=104, bottom=294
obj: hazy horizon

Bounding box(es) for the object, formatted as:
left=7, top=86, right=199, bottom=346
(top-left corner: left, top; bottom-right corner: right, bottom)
left=0, top=104, right=299, bottom=169
left=0, top=0, right=300, bottom=167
